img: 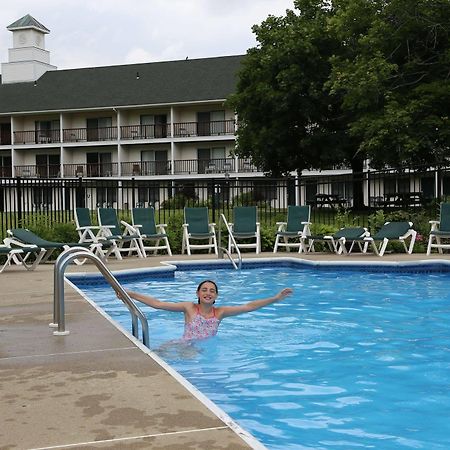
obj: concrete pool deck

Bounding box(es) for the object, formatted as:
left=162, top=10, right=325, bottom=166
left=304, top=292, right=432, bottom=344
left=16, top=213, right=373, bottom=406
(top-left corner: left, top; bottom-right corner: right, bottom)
left=1, top=251, right=449, bottom=449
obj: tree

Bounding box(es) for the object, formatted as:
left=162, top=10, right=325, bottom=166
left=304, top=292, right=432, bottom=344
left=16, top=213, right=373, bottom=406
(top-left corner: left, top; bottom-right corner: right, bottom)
left=229, top=0, right=450, bottom=203
left=328, top=0, right=450, bottom=168
left=228, top=0, right=363, bottom=178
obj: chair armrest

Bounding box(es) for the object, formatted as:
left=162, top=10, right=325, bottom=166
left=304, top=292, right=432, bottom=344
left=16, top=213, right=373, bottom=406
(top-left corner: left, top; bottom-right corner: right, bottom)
left=276, top=221, right=286, bottom=232
left=156, top=224, right=167, bottom=233
left=429, top=220, right=439, bottom=231
left=121, top=220, right=139, bottom=236
left=3, top=237, right=39, bottom=249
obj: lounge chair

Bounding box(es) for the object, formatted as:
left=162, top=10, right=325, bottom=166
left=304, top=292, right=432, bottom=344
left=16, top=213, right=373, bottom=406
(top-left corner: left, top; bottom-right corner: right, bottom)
left=273, top=205, right=312, bottom=253
left=228, top=206, right=260, bottom=254
left=352, top=221, right=417, bottom=256
left=131, top=207, right=172, bottom=256
left=97, top=208, right=144, bottom=259
left=74, top=207, right=104, bottom=243
left=302, top=226, right=369, bottom=254
left=427, top=203, right=450, bottom=255
left=182, top=207, right=218, bottom=255
left=7, top=228, right=94, bottom=264
left=0, top=240, right=46, bottom=273
left=74, top=207, right=118, bottom=259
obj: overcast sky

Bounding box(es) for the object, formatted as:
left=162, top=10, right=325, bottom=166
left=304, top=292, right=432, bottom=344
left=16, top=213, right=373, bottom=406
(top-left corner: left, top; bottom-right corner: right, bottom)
left=0, top=0, right=295, bottom=70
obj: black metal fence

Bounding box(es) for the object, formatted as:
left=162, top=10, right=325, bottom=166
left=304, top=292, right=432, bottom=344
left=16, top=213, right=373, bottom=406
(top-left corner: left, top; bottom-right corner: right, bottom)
left=1, top=164, right=449, bottom=237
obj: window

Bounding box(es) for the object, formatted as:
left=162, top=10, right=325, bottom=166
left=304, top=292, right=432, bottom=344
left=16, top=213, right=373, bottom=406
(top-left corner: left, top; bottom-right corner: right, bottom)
left=197, top=147, right=225, bottom=173
left=141, top=150, right=168, bottom=175
left=197, top=111, right=225, bottom=136
left=35, top=120, right=59, bottom=143
left=36, top=154, right=60, bottom=178
left=140, top=114, right=167, bottom=138
left=87, top=117, right=113, bottom=141
left=86, top=152, right=112, bottom=176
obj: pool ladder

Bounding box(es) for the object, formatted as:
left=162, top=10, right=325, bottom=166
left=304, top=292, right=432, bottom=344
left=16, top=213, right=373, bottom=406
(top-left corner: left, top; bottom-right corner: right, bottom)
left=50, top=247, right=150, bottom=347
left=218, top=213, right=242, bottom=270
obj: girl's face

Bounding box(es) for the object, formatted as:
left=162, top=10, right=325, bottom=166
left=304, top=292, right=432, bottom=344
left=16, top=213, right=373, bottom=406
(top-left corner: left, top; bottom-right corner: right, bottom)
left=197, top=281, right=218, bottom=305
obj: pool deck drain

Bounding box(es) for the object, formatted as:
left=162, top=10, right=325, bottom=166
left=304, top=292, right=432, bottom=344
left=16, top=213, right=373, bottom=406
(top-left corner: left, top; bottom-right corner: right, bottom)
left=1, top=251, right=449, bottom=449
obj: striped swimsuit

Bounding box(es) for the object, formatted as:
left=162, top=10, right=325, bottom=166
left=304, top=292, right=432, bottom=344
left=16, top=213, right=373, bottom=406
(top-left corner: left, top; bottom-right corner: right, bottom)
left=183, top=304, right=220, bottom=340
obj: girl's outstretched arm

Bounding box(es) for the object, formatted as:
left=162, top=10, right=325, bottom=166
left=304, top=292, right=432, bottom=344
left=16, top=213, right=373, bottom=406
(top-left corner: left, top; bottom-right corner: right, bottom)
left=218, top=288, right=293, bottom=318
left=124, top=290, right=188, bottom=312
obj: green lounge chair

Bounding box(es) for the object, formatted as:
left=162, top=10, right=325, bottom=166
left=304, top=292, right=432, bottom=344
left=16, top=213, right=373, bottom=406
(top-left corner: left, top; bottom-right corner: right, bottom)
left=303, top=226, right=369, bottom=254
left=228, top=206, right=260, bottom=254
left=132, top=207, right=172, bottom=256
left=273, top=205, right=311, bottom=253
left=74, top=207, right=118, bottom=259
left=97, top=208, right=144, bottom=259
left=0, top=240, right=46, bottom=273
left=427, top=203, right=450, bottom=254
left=355, top=221, right=417, bottom=256
left=182, top=207, right=217, bottom=255
left=7, top=228, right=93, bottom=264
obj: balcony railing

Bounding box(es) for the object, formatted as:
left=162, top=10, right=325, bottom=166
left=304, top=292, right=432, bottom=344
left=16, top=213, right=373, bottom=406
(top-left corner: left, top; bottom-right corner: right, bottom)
left=64, top=162, right=119, bottom=177
left=15, top=164, right=61, bottom=178
left=10, top=158, right=259, bottom=179
left=63, top=127, right=118, bottom=143
left=173, top=120, right=235, bottom=137
left=121, top=124, right=170, bottom=140
left=12, top=120, right=236, bottom=146
left=14, top=130, right=61, bottom=145
left=121, top=161, right=171, bottom=176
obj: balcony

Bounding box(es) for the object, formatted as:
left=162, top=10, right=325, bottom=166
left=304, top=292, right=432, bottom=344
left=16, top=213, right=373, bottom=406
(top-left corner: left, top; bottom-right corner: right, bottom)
left=121, top=160, right=171, bottom=176
left=173, top=119, right=235, bottom=137
left=12, top=120, right=236, bottom=146
left=10, top=158, right=259, bottom=179
left=14, top=130, right=61, bottom=145
left=121, top=124, right=170, bottom=140
left=15, top=164, right=61, bottom=178
left=64, top=162, right=119, bottom=177
left=63, top=127, right=118, bottom=143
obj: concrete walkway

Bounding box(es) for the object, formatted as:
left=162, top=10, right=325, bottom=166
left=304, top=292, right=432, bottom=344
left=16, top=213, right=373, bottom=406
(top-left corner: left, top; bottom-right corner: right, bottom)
left=1, top=251, right=449, bottom=449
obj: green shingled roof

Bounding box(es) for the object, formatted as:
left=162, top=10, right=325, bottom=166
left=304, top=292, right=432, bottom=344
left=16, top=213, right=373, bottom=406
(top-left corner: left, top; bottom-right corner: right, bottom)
left=7, top=14, right=50, bottom=33
left=0, top=55, right=244, bottom=114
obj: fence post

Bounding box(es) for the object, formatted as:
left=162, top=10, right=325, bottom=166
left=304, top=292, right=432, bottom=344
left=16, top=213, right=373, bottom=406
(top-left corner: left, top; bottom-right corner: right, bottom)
left=76, top=176, right=84, bottom=207
left=16, top=176, right=23, bottom=226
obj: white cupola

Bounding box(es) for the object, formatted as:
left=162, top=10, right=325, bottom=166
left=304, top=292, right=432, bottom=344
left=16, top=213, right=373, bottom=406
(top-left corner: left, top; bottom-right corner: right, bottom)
left=1, top=14, right=57, bottom=84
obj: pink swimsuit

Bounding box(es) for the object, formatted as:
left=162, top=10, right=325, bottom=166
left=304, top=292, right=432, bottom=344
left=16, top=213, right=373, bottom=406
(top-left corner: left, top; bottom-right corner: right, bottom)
left=183, top=305, right=220, bottom=340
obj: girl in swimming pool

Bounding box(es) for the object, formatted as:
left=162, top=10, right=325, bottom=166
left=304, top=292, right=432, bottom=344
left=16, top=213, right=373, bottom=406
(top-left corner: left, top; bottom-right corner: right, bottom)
left=124, top=280, right=293, bottom=341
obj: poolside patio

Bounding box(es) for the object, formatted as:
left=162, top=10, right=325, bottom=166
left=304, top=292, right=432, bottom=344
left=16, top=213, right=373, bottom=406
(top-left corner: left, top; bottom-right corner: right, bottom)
left=1, top=250, right=449, bottom=449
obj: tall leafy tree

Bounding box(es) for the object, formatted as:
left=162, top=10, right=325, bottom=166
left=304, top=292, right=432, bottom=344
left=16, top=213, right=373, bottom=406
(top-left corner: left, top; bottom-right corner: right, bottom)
left=230, top=0, right=450, bottom=176
left=329, top=0, right=450, bottom=168
left=229, top=0, right=363, bottom=177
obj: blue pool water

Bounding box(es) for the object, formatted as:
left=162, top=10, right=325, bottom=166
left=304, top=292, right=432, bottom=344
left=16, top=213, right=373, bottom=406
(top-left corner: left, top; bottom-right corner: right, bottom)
left=72, top=264, right=450, bottom=449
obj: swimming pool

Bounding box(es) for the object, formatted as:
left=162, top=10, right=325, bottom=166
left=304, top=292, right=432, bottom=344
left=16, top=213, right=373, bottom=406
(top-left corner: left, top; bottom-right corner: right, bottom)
left=70, top=259, right=450, bottom=449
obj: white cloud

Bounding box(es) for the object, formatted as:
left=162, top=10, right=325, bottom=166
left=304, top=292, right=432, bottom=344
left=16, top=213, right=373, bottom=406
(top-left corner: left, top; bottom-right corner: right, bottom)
left=0, top=0, right=295, bottom=70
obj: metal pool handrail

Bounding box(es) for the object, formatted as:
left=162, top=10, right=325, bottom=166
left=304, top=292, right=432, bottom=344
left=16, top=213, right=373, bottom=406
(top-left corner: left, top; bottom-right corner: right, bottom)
left=51, top=247, right=150, bottom=347
left=218, top=213, right=242, bottom=270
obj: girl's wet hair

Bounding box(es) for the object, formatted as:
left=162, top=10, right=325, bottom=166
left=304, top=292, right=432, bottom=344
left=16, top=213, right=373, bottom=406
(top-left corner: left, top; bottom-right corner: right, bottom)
left=196, top=280, right=218, bottom=304
left=196, top=279, right=218, bottom=293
